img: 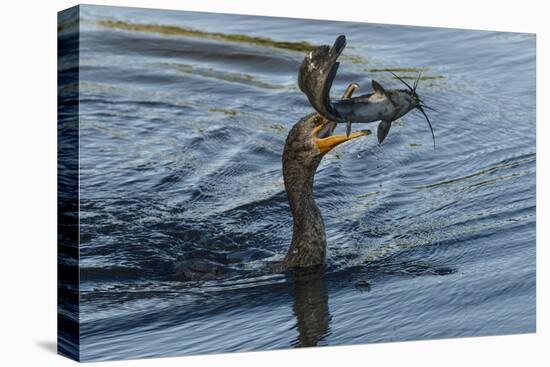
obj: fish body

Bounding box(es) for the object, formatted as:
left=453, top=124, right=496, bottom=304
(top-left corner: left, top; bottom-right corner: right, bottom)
left=298, top=35, right=435, bottom=146
left=333, top=84, right=414, bottom=124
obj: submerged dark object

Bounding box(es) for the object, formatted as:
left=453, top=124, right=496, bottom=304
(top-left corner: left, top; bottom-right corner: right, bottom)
left=299, top=35, right=435, bottom=147
left=355, top=279, right=371, bottom=291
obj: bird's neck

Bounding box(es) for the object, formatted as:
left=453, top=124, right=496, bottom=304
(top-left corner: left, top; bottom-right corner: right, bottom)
left=283, top=156, right=327, bottom=268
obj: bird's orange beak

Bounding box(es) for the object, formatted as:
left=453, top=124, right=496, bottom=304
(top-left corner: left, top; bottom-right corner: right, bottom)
left=311, top=119, right=370, bottom=154
left=312, top=120, right=370, bottom=154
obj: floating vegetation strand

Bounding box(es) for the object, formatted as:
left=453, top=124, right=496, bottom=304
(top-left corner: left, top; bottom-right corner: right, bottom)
left=98, top=19, right=316, bottom=52
left=392, top=75, right=444, bottom=80
left=369, top=67, right=427, bottom=73
left=368, top=67, right=443, bottom=80
left=171, top=63, right=281, bottom=90
left=414, top=155, right=535, bottom=189
left=209, top=108, right=238, bottom=116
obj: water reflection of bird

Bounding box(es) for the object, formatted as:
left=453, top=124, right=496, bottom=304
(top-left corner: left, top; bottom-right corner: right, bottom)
left=291, top=269, right=331, bottom=347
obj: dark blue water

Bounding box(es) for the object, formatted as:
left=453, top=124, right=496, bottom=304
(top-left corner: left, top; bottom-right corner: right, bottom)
left=62, top=5, right=535, bottom=361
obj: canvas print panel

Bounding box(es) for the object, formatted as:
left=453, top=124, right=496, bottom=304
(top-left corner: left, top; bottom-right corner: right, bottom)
left=57, top=4, right=536, bottom=362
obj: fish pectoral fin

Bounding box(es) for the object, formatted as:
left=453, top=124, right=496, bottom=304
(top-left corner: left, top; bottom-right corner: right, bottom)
left=315, top=130, right=371, bottom=154
left=377, top=120, right=392, bottom=144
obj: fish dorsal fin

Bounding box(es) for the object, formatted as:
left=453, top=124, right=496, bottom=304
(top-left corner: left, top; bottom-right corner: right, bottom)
left=371, top=80, right=387, bottom=96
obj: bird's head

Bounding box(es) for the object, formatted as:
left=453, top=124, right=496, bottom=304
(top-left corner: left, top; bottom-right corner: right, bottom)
left=284, top=112, right=370, bottom=163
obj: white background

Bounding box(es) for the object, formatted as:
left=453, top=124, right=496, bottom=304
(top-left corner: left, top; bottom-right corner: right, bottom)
left=0, top=0, right=547, bottom=365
